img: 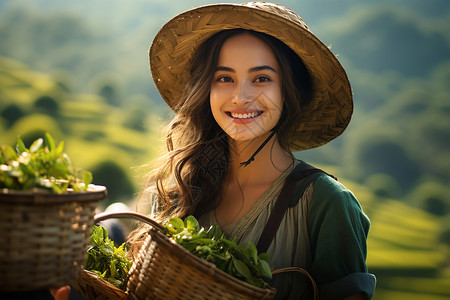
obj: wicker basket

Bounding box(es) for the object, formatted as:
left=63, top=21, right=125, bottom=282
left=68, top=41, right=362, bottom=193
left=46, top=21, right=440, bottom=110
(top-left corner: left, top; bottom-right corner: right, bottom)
left=85, top=212, right=277, bottom=300
left=0, top=185, right=107, bottom=292
left=73, top=269, right=128, bottom=300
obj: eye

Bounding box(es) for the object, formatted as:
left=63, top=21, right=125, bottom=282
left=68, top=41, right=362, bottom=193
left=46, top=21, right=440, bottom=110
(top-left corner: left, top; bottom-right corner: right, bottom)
left=254, top=76, right=271, bottom=83
left=217, top=75, right=233, bottom=83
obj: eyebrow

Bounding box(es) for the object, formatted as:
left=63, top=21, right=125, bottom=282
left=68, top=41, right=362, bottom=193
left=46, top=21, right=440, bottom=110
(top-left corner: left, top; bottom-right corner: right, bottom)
left=215, top=65, right=277, bottom=73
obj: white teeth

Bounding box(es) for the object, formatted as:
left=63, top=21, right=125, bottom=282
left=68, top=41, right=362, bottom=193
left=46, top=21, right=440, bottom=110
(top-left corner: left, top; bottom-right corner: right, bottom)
left=231, top=112, right=260, bottom=119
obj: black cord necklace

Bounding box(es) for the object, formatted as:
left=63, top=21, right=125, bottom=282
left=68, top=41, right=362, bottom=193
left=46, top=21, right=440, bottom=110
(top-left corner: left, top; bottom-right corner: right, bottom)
left=239, top=129, right=277, bottom=167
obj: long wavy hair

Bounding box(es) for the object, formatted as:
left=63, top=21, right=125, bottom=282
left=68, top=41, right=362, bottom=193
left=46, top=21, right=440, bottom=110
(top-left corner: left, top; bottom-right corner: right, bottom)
left=141, top=29, right=313, bottom=222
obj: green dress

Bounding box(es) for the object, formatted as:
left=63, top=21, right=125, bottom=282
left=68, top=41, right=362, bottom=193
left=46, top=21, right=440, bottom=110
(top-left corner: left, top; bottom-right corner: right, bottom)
left=198, top=162, right=376, bottom=299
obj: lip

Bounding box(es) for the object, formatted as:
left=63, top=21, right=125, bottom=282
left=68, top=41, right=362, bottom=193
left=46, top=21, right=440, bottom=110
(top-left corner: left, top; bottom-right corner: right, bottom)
left=226, top=110, right=263, bottom=124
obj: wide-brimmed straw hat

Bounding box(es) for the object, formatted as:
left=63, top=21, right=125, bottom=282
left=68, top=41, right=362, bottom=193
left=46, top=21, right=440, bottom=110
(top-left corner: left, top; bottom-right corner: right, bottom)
left=149, top=2, right=353, bottom=151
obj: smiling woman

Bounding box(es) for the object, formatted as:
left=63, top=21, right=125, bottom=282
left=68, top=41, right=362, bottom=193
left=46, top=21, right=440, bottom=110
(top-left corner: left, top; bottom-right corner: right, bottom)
left=118, top=3, right=376, bottom=299
left=128, top=2, right=375, bottom=299
left=49, top=2, right=374, bottom=300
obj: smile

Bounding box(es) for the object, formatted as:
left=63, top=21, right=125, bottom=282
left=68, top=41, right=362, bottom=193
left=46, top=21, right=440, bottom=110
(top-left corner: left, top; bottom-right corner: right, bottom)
left=230, top=111, right=262, bottom=119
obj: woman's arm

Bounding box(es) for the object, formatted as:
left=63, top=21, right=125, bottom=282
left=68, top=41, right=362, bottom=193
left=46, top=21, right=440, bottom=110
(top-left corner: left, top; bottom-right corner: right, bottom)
left=307, top=175, right=375, bottom=299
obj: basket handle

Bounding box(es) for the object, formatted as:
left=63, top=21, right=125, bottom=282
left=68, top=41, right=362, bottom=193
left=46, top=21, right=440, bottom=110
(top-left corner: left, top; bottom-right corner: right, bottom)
left=272, top=267, right=319, bottom=300
left=94, top=211, right=165, bottom=231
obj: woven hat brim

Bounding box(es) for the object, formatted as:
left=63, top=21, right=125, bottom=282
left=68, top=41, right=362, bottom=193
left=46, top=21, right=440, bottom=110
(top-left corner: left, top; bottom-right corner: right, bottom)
left=150, top=3, right=353, bottom=151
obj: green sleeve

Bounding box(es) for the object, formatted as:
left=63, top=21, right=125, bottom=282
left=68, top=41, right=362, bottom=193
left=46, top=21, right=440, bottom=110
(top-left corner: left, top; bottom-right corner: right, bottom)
left=307, top=174, right=375, bottom=298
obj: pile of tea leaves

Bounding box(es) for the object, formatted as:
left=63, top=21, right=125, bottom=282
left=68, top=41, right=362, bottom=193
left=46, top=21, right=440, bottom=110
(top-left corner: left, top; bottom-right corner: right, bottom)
left=164, top=215, right=272, bottom=288
left=0, top=133, right=92, bottom=193
left=86, top=225, right=132, bottom=290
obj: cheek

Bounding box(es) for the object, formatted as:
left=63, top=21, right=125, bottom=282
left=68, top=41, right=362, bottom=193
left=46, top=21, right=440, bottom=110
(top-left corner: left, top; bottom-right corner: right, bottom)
left=262, top=92, right=283, bottom=123
left=273, top=89, right=284, bottom=117
left=268, top=105, right=283, bottom=127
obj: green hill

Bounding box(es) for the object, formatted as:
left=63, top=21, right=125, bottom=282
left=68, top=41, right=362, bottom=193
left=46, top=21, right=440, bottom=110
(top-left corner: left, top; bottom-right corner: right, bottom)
left=342, top=179, right=450, bottom=299
left=0, top=56, right=164, bottom=207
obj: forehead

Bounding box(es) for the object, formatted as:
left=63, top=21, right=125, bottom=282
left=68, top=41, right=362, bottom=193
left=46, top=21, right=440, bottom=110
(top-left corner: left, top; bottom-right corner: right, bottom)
left=217, top=33, right=279, bottom=67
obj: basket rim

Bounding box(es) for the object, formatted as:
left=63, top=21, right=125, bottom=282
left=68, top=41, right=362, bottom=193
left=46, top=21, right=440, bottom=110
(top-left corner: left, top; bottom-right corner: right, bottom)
left=83, top=269, right=129, bottom=293
left=0, top=184, right=107, bottom=204
left=74, top=269, right=128, bottom=300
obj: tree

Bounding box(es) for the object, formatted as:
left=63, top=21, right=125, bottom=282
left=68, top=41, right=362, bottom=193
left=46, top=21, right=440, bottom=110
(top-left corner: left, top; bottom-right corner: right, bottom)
left=439, top=227, right=450, bottom=247
left=409, top=181, right=450, bottom=216
left=99, top=84, right=120, bottom=107
left=123, top=107, right=147, bottom=132
left=364, top=173, right=401, bottom=198
left=91, top=160, right=135, bottom=205
left=325, top=8, right=450, bottom=76
left=1, top=104, right=25, bottom=128
left=34, top=95, right=59, bottom=116
left=344, top=125, right=421, bottom=192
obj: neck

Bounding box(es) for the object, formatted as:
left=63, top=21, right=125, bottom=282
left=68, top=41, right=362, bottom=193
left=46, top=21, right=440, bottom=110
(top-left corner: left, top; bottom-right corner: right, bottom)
left=227, top=133, right=293, bottom=183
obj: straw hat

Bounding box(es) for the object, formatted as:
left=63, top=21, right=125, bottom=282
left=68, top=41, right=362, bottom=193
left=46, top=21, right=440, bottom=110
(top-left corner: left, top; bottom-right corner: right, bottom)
left=149, top=2, right=353, bottom=151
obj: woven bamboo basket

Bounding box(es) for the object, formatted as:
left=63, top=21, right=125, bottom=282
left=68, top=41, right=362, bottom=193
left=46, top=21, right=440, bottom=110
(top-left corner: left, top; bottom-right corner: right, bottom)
left=73, top=269, right=128, bottom=300
left=0, top=185, right=106, bottom=292
left=78, top=212, right=277, bottom=300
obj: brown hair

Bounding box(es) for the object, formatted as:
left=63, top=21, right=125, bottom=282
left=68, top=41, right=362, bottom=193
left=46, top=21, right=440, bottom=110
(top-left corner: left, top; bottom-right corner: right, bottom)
left=141, top=29, right=313, bottom=222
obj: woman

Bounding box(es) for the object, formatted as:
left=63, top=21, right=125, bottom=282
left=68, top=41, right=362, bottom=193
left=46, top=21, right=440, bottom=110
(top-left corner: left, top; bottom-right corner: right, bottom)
left=140, top=2, right=375, bottom=299
left=54, top=2, right=375, bottom=299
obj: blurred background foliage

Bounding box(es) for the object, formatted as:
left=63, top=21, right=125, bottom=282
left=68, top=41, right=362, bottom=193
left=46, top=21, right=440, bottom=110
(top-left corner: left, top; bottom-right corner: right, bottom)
left=0, top=0, right=449, bottom=298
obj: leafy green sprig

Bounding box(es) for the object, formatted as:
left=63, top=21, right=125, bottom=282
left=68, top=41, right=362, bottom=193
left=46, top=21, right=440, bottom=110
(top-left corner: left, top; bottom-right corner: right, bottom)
left=0, top=133, right=92, bottom=193
left=86, top=225, right=132, bottom=290
left=164, top=216, right=273, bottom=288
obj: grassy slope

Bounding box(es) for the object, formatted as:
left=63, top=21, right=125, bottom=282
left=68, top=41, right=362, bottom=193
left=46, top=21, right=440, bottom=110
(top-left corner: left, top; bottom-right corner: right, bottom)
left=342, top=179, right=450, bottom=299
left=0, top=56, right=163, bottom=199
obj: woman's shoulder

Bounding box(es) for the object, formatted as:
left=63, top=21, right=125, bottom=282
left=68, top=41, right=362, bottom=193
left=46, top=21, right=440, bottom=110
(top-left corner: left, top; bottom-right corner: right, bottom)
left=312, top=173, right=361, bottom=208
left=309, top=173, right=369, bottom=228
left=313, top=171, right=349, bottom=193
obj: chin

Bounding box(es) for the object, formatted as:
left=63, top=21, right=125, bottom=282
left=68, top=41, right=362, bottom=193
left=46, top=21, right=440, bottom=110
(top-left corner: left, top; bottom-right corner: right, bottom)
left=226, top=131, right=268, bottom=143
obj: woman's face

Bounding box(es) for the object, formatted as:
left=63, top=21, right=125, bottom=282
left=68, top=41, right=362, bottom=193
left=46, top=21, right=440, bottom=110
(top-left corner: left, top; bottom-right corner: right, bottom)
left=210, top=33, right=283, bottom=143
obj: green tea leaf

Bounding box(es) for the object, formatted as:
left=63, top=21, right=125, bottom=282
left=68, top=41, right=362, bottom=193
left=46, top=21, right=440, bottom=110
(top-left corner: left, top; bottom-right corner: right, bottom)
left=50, top=182, right=64, bottom=194
left=55, top=141, right=64, bottom=156
left=258, top=252, right=269, bottom=261
left=19, top=162, right=35, bottom=177
left=90, top=225, right=104, bottom=246
left=110, top=259, right=117, bottom=278
left=83, top=171, right=93, bottom=186
left=49, top=161, right=70, bottom=178
left=101, top=225, right=109, bottom=240
left=256, top=259, right=272, bottom=278
left=100, top=243, right=114, bottom=256
left=166, top=217, right=184, bottom=234
left=29, top=138, right=43, bottom=153
left=248, top=241, right=258, bottom=264
left=232, top=257, right=253, bottom=282
left=185, top=215, right=200, bottom=233
left=1, top=145, right=18, bottom=162
left=44, top=132, right=56, bottom=151
left=16, top=136, right=27, bottom=154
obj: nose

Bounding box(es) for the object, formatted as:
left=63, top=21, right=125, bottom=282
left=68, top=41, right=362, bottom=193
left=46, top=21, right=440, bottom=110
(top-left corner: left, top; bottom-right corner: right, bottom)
left=232, top=81, right=253, bottom=105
